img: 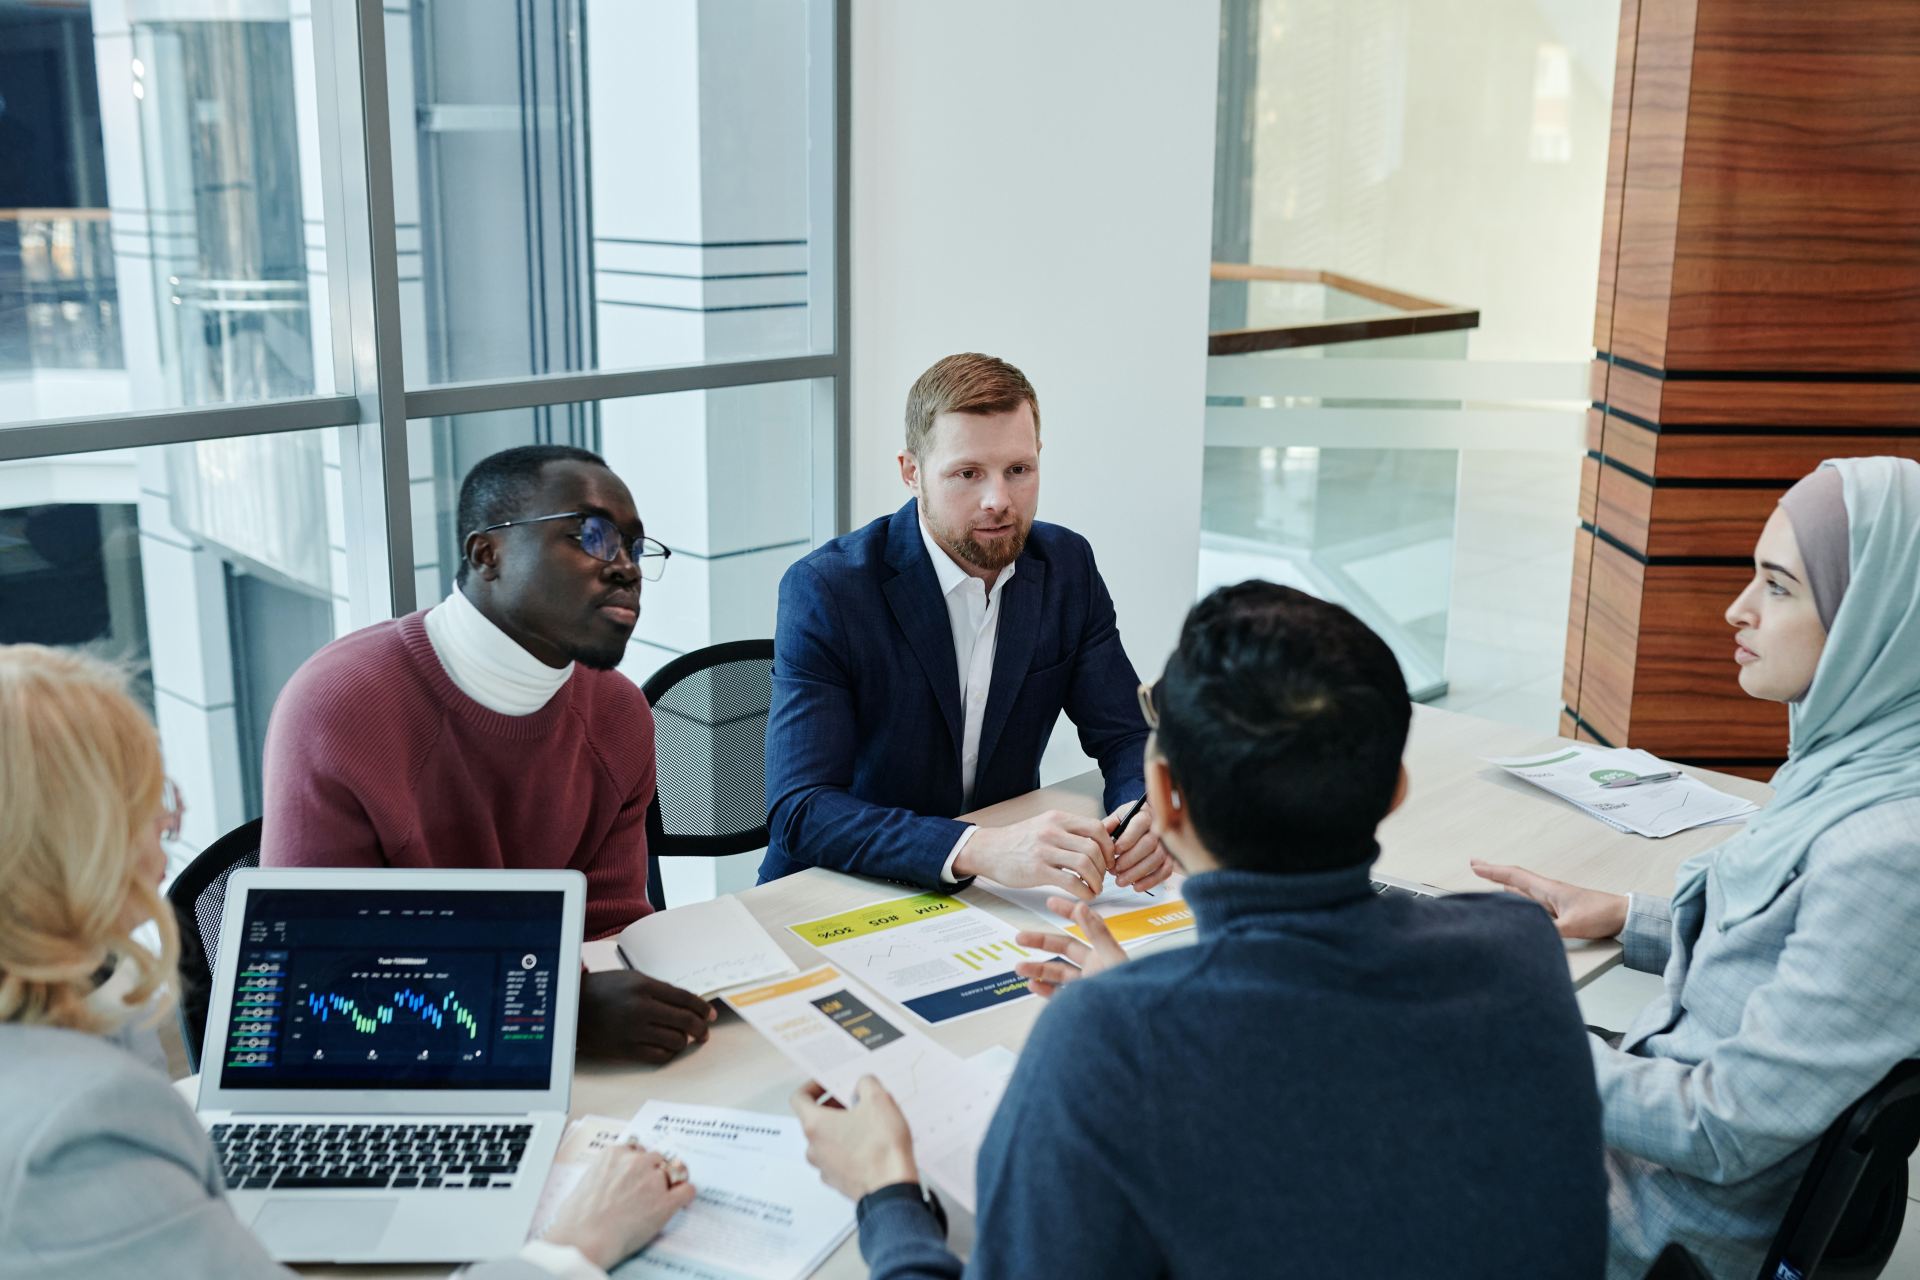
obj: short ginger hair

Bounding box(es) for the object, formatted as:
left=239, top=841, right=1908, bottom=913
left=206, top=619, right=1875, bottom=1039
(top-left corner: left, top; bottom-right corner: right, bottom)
left=904, top=353, right=1041, bottom=457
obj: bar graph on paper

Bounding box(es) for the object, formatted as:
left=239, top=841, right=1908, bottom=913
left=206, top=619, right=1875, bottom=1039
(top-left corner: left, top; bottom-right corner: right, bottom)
left=951, top=941, right=1030, bottom=972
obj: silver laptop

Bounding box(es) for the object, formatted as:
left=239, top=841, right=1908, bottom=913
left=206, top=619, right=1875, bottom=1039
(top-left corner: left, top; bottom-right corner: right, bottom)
left=1368, top=871, right=1449, bottom=899
left=197, top=868, right=585, bottom=1263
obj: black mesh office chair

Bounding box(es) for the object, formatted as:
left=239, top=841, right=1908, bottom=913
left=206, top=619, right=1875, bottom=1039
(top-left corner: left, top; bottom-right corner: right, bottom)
left=1645, top=1244, right=1711, bottom=1280
left=164, top=818, right=263, bottom=1073
left=1758, top=1059, right=1920, bottom=1280
left=640, top=639, right=775, bottom=910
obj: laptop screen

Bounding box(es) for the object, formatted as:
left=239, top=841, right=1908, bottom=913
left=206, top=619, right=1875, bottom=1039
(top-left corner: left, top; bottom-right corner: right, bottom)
left=217, top=887, right=565, bottom=1092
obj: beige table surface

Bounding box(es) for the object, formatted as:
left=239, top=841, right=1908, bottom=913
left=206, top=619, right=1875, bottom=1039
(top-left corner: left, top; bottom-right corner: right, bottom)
left=301, top=703, right=1771, bottom=1277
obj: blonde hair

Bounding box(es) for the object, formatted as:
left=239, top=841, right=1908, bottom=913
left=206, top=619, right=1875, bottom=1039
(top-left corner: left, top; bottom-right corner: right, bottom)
left=904, top=352, right=1041, bottom=458
left=0, top=644, right=178, bottom=1032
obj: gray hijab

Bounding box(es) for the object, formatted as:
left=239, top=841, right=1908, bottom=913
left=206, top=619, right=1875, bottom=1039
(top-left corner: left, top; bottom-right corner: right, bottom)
left=1778, top=466, right=1851, bottom=631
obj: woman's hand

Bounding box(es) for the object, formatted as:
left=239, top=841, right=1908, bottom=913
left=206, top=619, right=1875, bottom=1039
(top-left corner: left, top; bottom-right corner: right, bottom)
left=1470, top=860, right=1629, bottom=940
left=544, top=1138, right=695, bottom=1270
left=1013, top=896, right=1129, bottom=996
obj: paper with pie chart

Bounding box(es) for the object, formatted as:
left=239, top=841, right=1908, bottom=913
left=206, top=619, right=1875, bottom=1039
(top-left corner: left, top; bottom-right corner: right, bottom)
left=724, top=964, right=1006, bottom=1213
left=786, top=892, right=1035, bottom=1025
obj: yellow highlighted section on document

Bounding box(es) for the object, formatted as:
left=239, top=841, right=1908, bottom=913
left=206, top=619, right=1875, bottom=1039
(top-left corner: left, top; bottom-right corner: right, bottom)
left=788, top=892, right=1035, bottom=1024
left=787, top=893, right=967, bottom=947
left=1076, top=900, right=1196, bottom=945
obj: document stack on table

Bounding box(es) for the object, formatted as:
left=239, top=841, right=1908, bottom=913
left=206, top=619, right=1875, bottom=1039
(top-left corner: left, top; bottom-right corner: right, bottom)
left=978, top=872, right=1196, bottom=948
left=529, top=1103, right=855, bottom=1280
left=1488, top=744, right=1759, bottom=838
left=582, top=895, right=800, bottom=998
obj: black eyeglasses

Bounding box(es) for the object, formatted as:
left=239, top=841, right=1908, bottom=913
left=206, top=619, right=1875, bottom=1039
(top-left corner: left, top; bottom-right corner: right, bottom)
left=479, top=511, right=672, bottom=581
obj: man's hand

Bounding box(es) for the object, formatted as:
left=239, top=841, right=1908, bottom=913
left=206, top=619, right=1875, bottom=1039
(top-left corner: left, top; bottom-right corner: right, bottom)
left=577, top=969, right=716, bottom=1063
left=1013, top=896, right=1129, bottom=997
left=1107, top=801, right=1173, bottom=892
left=789, top=1078, right=919, bottom=1201
left=544, top=1139, right=695, bottom=1269
left=1470, top=860, right=1629, bottom=940
left=953, top=808, right=1114, bottom=899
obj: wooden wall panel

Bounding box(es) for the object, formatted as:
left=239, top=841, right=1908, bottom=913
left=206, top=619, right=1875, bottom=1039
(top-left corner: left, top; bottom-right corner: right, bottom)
left=1668, top=1, right=1920, bottom=372
left=1594, top=0, right=1643, bottom=352
left=1655, top=381, right=1920, bottom=428
left=1578, top=455, right=1601, bottom=525
left=1600, top=418, right=1658, bottom=478
left=1654, top=434, right=1920, bottom=482
left=1607, top=0, right=1698, bottom=369
left=1595, top=467, right=1652, bottom=552
left=1646, top=486, right=1782, bottom=558
left=1580, top=540, right=1645, bottom=745
left=1563, top=528, right=1596, bottom=711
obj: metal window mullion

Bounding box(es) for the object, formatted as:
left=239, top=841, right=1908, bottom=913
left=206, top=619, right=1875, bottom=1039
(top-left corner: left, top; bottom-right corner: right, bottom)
left=317, top=0, right=417, bottom=625
left=832, top=0, right=851, bottom=535
left=401, top=353, right=840, bottom=420
left=0, top=396, right=362, bottom=462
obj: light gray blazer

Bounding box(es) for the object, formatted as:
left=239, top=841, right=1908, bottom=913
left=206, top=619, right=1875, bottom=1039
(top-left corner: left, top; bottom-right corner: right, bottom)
left=1596, top=796, right=1920, bottom=1280
left=0, top=1022, right=549, bottom=1280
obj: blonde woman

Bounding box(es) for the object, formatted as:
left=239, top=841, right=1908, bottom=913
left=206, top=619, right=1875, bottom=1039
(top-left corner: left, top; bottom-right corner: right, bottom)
left=0, top=645, right=688, bottom=1279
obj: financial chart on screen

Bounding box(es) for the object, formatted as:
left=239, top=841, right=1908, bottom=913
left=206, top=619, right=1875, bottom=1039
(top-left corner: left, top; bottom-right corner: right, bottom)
left=219, top=888, right=563, bottom=1091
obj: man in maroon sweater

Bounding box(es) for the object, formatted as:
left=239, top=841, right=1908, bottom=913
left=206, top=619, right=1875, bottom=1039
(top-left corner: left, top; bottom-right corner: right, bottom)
left=261, top=445, right=715, bottom=1064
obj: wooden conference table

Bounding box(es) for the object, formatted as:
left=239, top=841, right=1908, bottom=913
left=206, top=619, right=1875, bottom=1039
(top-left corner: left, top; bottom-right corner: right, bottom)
left=303, top=704, right=1771, bottom=1278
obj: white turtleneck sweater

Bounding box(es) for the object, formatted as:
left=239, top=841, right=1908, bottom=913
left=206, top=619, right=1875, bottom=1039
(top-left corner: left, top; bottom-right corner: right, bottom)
left=422, top=587, right=574, bottom=715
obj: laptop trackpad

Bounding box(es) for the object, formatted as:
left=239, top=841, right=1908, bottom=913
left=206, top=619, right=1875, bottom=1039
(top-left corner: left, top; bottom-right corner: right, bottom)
left=252, top=1198, right=399, bottom=1259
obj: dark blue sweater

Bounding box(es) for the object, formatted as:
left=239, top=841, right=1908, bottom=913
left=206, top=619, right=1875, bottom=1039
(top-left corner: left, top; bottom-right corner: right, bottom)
left=859, top=862, right=1608, bottom=1278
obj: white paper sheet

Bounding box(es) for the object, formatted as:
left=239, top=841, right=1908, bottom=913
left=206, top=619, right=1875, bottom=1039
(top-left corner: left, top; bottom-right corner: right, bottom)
left=1487, top=744, right=1759, bottom=838
left=724, top=965, right=1006, bottom=1213
left=620, top=1101, right=854, bottom=1280
left=613, top=895, right=800, bottom=997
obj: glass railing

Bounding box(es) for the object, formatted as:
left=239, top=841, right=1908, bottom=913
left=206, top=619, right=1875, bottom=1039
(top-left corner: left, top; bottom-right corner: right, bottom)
left=0, top=209, right=125, bottom=377
left=1203, top=265, right=1587, bottom=700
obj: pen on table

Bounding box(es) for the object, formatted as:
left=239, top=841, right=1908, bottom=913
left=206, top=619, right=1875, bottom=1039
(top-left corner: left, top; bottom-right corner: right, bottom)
left=1601, top=771, right=1682, bottom=790
left=1111, top=794, right=1155, bottom=896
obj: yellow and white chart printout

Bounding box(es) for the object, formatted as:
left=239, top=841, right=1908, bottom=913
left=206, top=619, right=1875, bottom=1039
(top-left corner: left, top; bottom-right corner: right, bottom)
left=978, top=872, right=1197, bottom=949
left=787, top=893, right=1035, bottom=1024
left=725, top=965, right=1007, bottom=1213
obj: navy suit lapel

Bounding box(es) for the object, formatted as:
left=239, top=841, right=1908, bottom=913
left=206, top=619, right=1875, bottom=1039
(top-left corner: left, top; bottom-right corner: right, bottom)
left=881, top=502, right=964, bottom=758
left=975, top=553, right=1045, bottom=780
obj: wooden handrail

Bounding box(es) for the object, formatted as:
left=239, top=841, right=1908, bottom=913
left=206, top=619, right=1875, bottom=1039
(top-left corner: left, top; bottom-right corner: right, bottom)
left=0, top=208, right=113, bottom=222
left=1209, top=263, right=1479, bottom=356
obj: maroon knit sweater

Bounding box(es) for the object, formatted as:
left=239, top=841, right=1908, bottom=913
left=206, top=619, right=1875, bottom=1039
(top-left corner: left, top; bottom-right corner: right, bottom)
left=260, top=610, right=655, bottom=939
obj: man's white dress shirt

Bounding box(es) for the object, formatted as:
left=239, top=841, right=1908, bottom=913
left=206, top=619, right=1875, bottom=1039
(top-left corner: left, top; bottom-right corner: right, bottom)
left=919, top=516, right=1016, bottom=883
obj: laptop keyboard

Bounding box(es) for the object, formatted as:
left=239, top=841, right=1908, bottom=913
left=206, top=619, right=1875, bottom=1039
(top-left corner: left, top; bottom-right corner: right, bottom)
left=1369, top=879, right=1439, bottom=900
left=211, top=1122, right=532, bottom=1192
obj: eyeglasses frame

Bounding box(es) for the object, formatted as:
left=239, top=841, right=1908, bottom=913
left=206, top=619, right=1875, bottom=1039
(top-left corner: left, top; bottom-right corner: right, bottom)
left=477, top=510, right=672, bottom=578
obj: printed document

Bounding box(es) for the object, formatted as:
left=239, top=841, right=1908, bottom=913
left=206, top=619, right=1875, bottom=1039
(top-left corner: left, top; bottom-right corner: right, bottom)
left=725, top=965, right=1007, bottom=1213
left=587, top=895, right=799, bottom=997
left=1488, top=744, right=1758, bottom=838
left=528, top=1115, right=630, bottom=1241
left=619, top=1100, right=854, bottom=1280
left=787, top=893, right=1035, bottom=1024
left=977, top=872, right=1196, bottom=948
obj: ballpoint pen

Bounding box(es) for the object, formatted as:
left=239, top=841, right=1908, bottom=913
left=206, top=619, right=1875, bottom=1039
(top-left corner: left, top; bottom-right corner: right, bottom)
left=1110, top=794, right=1156, bottom=896
left=1601, top=771, right=1682, bottom=790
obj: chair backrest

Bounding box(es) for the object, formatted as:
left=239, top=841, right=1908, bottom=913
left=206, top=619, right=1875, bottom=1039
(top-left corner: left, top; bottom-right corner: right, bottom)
left=1646, top=1243, right=1712, bottom=1280
left=1761, top=1059, right=1920, bottom=1280
left=639, top=639, right=775, bottom=910
left=163, top=818, right=263, bottom=1073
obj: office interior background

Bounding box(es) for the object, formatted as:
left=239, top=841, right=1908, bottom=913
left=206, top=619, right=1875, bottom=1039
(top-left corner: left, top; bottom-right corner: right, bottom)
left=6, top=0, right=1920, bottom=1262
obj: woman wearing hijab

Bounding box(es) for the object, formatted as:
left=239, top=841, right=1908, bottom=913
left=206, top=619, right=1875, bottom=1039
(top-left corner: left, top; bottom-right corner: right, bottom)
left=0, top=645, right=693, bottom=1279
left=1474, top=455, right=1920, bottom=1278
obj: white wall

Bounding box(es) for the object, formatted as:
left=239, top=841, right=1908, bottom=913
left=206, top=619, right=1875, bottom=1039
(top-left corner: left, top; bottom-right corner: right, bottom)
left=850, top=0, right=1219, bottom=705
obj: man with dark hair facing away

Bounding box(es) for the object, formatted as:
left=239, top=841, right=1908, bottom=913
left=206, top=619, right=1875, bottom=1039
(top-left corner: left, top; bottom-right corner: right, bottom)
left=261, top=445, right=714, bottom=1063
left=792, top=582, right=1608, bottom=1279
left=762, top=352, right=1172, bottom=900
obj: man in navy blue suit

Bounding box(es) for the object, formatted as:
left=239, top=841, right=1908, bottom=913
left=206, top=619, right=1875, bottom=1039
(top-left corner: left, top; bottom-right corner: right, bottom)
left=760, top=352, right=1173, bottom=897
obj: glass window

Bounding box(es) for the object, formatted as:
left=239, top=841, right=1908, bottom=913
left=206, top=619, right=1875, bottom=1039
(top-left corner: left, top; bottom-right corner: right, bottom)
left=0, top=429, right=366, bottom=865
left=412, top=378, right=829, bottom=685
left=391, top=0, right=835, bottom=386
left=0, top=3, right=339, bottom=425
